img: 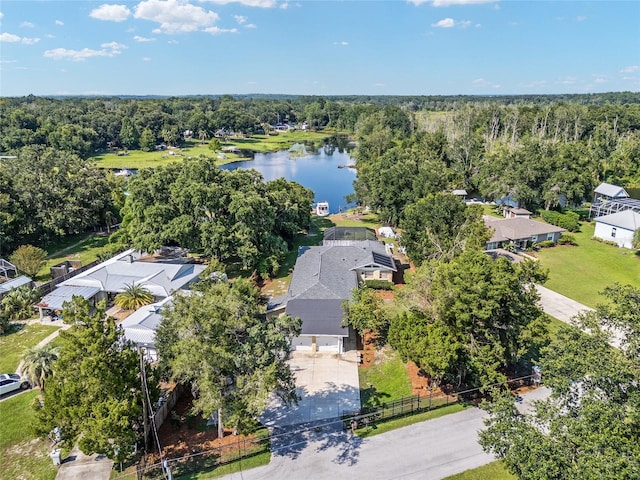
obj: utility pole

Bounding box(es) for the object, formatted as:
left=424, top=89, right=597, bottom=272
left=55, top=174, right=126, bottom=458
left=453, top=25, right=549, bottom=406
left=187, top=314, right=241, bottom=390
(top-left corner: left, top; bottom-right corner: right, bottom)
left=139, top=348, right=149, bottom=454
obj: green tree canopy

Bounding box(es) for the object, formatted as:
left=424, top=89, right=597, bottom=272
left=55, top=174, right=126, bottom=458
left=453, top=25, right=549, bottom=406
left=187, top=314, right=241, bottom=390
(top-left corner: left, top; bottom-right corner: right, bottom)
left=389, top=250, right=548, bottom=388
left=480, top=285, right=640, bottom=479
left=400, top=193, right=489, bottom=265
left=155, top=279, right=301, bottom=435
left=9, top=244, right=47, bottom=277
left=341, top=287, right=389, bottom=341
left=34, top=297, right=153, bottom=461
left=119, top=156, right=313, bottom=278
left=114, top=283, right=154, bottom=310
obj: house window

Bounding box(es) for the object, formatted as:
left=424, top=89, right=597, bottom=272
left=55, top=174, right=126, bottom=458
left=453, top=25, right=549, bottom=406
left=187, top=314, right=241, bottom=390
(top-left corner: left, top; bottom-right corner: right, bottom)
left=531, top=235, right=538, bottom=243
left=611, top=227, right=617, bottom=238
left=547, top=233, right=554, bottom=241
left=363, top=270, right=375, bottom=279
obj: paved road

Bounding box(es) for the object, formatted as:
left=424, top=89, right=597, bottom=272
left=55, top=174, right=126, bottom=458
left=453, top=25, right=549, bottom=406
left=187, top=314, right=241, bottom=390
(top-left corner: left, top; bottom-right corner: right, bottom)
left=220, top=389, right=550, bottom=480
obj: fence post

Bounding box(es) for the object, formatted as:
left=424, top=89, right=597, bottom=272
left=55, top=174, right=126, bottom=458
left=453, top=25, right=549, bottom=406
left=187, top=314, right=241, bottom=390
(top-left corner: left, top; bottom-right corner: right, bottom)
left=429, top=389, right=432, bottom=410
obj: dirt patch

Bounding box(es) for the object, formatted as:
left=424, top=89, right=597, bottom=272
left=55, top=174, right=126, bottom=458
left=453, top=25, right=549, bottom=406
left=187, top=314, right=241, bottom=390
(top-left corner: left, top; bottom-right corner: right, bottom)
left=152, top=391, right=258, bottom=461
left=406, top=361, right=430, bottom=395
left=359, top=330, right=376, bottom=367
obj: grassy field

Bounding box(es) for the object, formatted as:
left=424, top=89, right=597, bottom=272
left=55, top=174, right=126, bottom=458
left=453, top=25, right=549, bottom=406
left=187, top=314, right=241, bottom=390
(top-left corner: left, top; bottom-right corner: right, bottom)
left=535, top=221, right=640, bottom=307
left=175, top=451, right=271, bottom=479
left=359, top=347, right=412, bottom=408
left=0, top=323, right=60, bottom=373
left=36, top=233, right=110, bottom=282
left=91, top=131, right=335, bottom=170
left=443, top=461, right=516, bottom=480
left=0, top=390, right=57, bottom=480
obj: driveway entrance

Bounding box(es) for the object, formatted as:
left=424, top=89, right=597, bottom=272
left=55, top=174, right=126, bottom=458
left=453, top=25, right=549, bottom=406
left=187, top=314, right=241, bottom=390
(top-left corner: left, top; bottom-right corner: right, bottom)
left=262, top=351, right=361, bottom=428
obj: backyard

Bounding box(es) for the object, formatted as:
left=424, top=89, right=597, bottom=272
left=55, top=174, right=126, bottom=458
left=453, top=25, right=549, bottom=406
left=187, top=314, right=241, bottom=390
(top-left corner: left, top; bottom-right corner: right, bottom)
left=0, top=322, right=59, bottom=374
left=36, top=233, right=110, bottom=282
left=535, top=221, right=640, bottom=307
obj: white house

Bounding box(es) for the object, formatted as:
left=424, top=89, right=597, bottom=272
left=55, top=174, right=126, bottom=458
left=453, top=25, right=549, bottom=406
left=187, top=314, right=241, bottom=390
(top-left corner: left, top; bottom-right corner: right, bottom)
left=120, top=296, right=174, bottom=361
left=593, top=210, right=640, bottom=249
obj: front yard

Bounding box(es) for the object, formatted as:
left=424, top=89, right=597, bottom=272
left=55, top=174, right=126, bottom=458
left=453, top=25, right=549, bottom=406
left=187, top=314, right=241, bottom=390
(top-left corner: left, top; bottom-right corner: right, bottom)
left=0, top=323, right=60, bottom=374
left=535, top=221, right=640, bottom=307
left=0, top=390, right=57, bottom=480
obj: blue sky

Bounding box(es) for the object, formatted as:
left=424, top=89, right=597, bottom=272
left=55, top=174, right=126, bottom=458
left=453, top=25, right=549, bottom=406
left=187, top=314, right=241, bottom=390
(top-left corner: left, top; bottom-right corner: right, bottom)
left=1, top=0, right=638, bottom=96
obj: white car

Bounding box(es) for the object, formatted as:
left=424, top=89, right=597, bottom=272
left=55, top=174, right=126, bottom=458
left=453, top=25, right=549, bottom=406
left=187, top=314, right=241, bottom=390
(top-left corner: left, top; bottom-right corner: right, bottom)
left=0, top=373, right=30, bottom=396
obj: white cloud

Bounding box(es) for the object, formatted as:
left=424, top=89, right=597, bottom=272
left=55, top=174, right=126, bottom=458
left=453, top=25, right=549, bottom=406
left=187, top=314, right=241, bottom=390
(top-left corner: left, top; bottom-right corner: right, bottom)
left=333, top=40, right=349, bottom=46
left=620, top=65, right=639, bottom=73
left=133, top=35, right=156, bottom=42
left=0, top=32, right=22, bottom=42
left=0, top=12, right=4, bottom=20
left=458, top=20, right=471, bottom=28
left=135, top=0, right=219, bottom=34
left=472, top=77, right=500, bottom=88
left=55, top=20, right=64, bottom=26
left=245, top=23, right=256, bottom=28
left=433, top=18, right=455, bottom=28
left=576, top=15, right=587, bottom=22
left=410, top=0, right=497, bottom=6
left=43, top=41, right=127, bottom=61
left=46, top=34, right=55, bottom=38
left=168, top=39, right=179, bottom=44
left=203, top=0, right=277, bottom=7
left=203, top=26, right=237, bottom=35
left=90, top=4, right=131, bottom=22
left=142, top=56, right=151, bottom=61
left=234, top=15, right=247, bottom=24
left=557, top=76, right=578, bottom=85
left=374, top=83, right=386, bottom=87
left=20, top=21, right=35, bottom=28
left=0, top=32, right=40, bottom=44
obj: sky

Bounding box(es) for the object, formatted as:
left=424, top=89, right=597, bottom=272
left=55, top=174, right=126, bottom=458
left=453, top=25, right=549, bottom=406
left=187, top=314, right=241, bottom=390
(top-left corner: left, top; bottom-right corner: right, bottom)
left=0, top=0, right=639, bottom=97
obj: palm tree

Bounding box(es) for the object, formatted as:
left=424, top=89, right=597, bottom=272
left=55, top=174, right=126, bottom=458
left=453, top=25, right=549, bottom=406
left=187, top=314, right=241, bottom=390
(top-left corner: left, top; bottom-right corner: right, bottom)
left=21, top=344, right=59, bottom=392
left=114, top=283, right=154, bottom=311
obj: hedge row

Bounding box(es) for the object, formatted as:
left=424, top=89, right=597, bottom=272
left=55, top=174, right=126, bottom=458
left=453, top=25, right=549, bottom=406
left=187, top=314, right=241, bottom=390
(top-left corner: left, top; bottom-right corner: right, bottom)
left=539, top=210, right=580, bottom=232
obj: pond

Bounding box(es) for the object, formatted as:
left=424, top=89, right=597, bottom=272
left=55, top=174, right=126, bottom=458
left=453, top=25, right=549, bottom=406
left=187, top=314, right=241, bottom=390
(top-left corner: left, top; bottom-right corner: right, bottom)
left=220, top=141, right=357, bottom=214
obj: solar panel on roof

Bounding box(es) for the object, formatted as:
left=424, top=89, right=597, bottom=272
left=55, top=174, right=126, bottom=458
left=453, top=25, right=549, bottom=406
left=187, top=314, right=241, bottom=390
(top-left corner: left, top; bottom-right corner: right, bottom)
left=372, top=252, right=395, bottom=269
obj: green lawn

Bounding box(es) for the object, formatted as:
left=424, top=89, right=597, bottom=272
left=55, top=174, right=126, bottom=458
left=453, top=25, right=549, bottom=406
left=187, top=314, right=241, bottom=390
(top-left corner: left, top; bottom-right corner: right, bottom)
left=535, top=221, right=640, bottom=307
left=36, top=233, right=110, bottom=282
left=175, top=451, right=271, bottom=479
left=0, top=323, right=60, bottom=373
left=90, top=132, right=336, bottom=170
left=444, top=461, right=516, bottom=480
left=0, top=390, right=57, bottom=480
left=355, top=403, right=468, bottom=438
left=359, top=347, right=412, bottom=408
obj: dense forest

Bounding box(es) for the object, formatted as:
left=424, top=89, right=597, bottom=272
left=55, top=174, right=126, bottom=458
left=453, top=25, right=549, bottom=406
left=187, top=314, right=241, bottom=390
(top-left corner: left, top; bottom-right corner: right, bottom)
left=1, top=93, right=639, bottom=261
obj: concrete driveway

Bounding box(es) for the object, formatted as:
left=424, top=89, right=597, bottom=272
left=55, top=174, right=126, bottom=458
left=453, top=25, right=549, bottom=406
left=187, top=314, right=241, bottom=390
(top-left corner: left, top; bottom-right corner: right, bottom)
left=262, top=351, right=361, bottom=428
left=536, top=284, right=593, bottom=323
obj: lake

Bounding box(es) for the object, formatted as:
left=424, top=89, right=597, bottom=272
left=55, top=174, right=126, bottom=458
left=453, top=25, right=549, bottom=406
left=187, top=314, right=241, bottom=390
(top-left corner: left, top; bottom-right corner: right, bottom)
left=220, top=143, right=357, bottom=214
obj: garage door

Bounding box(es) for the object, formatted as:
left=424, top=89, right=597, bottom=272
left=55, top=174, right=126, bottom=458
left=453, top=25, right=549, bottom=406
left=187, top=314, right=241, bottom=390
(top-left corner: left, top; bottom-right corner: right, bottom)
left=316, top=336, right=340, bottom=353
left=292, top=336, right=312, bottom=351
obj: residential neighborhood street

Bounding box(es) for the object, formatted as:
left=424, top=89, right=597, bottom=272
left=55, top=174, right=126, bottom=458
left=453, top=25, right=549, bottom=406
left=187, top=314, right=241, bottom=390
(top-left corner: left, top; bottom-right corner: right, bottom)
left=221, top=388, right=551, bottom=480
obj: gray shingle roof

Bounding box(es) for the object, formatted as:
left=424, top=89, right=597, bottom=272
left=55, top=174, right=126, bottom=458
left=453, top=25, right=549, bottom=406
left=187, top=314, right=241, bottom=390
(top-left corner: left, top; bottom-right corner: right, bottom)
left=594, top=210, right=640, bottom=231
left=285, top=299, right=348, bottom=337
left=485, top=217, right=565, bottom=243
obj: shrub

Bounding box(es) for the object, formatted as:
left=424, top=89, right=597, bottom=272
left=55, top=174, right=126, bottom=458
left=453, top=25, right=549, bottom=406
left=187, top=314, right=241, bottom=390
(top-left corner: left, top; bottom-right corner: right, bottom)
left=363, top=279, right=394, bottom=290
left=558, top=234, right=577, bottom=246
left=540, top=210, right=580, bottom=232
left=536, top=240, right=556, bottom=249
left=1, top=285, right=41, bottom=321
left=591, top=236, right=619, bottom=247
left=9, top=244, right=48, bottom=277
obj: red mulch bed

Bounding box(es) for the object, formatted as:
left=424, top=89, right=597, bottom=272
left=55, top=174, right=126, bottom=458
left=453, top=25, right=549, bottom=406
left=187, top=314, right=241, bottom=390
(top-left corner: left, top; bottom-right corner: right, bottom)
left=150, top=391, right=256, bottom=462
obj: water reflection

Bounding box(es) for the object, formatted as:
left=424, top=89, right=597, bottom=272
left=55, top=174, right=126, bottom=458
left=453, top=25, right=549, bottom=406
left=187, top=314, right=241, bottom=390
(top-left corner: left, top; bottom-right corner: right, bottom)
left=220, top=140, right=357, bottom=214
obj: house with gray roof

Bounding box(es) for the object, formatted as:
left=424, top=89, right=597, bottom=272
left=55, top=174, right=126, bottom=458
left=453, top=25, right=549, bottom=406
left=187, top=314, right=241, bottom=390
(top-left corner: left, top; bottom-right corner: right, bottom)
left=0, top=275, right=33, bottom=299
left=593, top=210, right=640, bottom=249
left=590, top=182, right=640, bottom=219
left=269, top=238, right=396, bottom=354
left=484, top=217, right=565, bottom=250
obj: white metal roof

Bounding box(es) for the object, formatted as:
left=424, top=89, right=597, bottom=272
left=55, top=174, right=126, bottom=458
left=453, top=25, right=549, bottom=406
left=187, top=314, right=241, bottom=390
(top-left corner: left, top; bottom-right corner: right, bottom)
left=0, top=275, right=32, bottom=293
left=594, top=210, right=640, bottom=231
left=36, top=285, right=101, bottom=311
left=594, top=182, right=629, bottom=198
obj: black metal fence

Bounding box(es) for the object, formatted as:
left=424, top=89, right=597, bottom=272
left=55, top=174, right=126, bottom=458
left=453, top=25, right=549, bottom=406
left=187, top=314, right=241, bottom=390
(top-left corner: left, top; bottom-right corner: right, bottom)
left=111, top=433, right=271, bottom=480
